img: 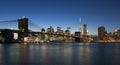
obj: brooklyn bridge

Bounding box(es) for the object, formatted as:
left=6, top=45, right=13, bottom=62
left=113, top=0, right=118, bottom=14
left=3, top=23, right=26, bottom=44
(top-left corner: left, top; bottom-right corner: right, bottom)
left=0, top=18, right=82, bottom=43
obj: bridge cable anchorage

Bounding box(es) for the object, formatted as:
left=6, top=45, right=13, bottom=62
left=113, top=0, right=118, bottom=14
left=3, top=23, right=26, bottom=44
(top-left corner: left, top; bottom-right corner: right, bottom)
left=0, top=20, right=18, bottom=23
left=28, top=20, right=41, bottom=31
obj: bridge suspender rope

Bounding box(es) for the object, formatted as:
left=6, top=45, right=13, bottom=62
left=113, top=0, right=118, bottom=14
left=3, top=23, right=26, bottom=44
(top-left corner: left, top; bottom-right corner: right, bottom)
left=28, top=20, right=41, bottom=31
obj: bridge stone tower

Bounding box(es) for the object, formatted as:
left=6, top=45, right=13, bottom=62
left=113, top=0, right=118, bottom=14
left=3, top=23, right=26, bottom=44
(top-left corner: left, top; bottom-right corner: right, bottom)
left=75, top=32, right=81, bottom=42
left=18, top=18, right=28, bottom=32
left=18, top=18, right=28, bottom=41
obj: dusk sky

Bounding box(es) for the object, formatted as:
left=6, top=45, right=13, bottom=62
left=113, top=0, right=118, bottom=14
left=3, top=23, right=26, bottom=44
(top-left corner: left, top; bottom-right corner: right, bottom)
left=0, top=0, right=120, bottom=35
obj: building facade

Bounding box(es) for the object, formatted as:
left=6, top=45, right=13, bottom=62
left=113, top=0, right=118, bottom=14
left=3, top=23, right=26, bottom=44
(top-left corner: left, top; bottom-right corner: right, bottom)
left=98, top=26, right=105, bottom=40
left=83, top=24, right=88, bottom=36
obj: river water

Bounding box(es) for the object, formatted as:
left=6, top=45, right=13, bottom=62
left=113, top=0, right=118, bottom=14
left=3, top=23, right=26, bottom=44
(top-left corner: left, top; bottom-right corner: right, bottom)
left=0, top=42, right=120, bottom=65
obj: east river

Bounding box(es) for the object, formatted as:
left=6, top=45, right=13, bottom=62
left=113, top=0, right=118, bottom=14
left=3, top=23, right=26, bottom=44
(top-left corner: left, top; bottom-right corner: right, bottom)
left=0, top=42, right=120, bottom=65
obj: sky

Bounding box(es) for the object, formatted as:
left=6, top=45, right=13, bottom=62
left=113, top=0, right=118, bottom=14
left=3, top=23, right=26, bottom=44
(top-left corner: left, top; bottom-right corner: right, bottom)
left=0, top=0, right=120, bottom=35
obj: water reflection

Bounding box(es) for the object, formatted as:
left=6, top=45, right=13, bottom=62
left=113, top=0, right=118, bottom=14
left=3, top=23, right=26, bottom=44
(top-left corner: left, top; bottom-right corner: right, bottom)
left=0, top=43, right=120, bottom=65
left=0, top=44, right=3, bottom=65
left=113, top=43, right=120, bottom=65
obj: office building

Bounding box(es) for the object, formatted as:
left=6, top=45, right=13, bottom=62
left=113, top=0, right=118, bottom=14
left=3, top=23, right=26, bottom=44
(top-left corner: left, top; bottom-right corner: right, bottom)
left=83, top=24, right=88, bottom=36
left=98, top=26, right=105, bottom=40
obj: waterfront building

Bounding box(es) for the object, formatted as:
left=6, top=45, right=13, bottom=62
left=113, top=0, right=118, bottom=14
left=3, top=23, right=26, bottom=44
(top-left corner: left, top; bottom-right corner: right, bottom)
left=56, top=27, right=61, bottom=34
left=47, top=26, right=54, bottom=34
left=113, top=29, right=120, bottom=40
left=47, top=26, right=54, bottom=41
left=65, top=27, right=71, bottom=35
left=64, top=27, right=72, bottom=42
left=41, top=28, right=45, bottom=33
left=41, top=28, right=46, bottom=41
left=98, top=26, right=106, bottom=40
left=83, top=24, right=88, bottom=36
left=55, top=27, right=64, bottom=41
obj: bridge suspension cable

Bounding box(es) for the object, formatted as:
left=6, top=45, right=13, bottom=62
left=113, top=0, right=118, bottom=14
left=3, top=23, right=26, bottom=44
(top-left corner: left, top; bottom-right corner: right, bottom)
left=28, top=20, right=41, bottom=31
left=0, top=19, right=18, bottom=29
left=0, top=20, right=18, bottom=23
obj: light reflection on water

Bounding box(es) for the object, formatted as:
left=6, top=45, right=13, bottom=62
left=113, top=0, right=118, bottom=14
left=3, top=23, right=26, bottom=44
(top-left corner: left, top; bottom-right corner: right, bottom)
left=0, top=43, right=120, bottom=65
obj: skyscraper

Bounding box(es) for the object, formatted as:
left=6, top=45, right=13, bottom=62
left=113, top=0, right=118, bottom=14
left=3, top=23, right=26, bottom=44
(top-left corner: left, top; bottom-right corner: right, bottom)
left=98, top=26, right=105, bottom=40
left=47, top=26, right=54, bottom=34
left=83, top=24, right=88, bottom=36
left=79, top=18, right=82, bottom=33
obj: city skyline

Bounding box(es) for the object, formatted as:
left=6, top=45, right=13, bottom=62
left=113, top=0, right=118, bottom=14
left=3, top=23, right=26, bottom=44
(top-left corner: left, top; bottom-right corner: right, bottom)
left=0, top=0, right=120, bottom=35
